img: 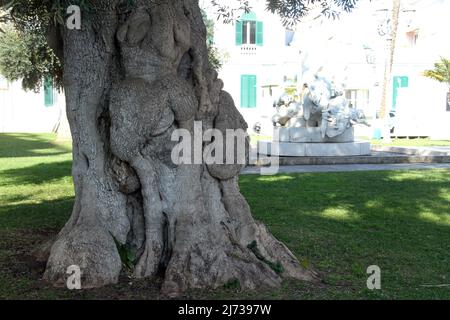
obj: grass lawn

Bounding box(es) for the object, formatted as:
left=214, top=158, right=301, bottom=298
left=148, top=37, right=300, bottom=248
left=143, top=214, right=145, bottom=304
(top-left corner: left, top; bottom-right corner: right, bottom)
left=249, top=134, right=272, bottom=146
left=0, top=133, right=449, bottom=299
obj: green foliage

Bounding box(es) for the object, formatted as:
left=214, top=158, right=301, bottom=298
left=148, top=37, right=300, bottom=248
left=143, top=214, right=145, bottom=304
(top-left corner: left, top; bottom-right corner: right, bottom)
left=202, top=9, right=226, bottom=71
left=0, top=0, right=95, bottom=91
left=423, top=57, right=450, bottom=89
left=223, top=278, right=241, bottom=290
left=111, top=235, right=137, bottom=271
left=212, top=0, right=360, bottom=26
left=268, top=0, right=358, bottom=26
left=208, top=46, right=226, bottom=71
left=0, top=24, right=60, bottom=91
left=0, top=26, right=30, bottom=80
left=210, top=0, right=251, bottom=24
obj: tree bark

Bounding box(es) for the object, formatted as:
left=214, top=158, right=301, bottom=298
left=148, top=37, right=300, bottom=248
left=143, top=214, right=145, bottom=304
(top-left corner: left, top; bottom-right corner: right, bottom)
left=43, top=0, right=316, bottom=296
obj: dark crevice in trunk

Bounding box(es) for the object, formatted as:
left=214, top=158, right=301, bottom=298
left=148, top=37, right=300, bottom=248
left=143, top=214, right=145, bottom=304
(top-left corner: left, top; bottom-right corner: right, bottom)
left=158, top=212, right=172, bottom=277
left=178, top=50, right=195, bottom=83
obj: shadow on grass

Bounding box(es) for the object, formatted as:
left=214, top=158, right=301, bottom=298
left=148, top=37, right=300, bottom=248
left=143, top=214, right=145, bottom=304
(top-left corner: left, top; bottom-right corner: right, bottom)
left=1, top=131, right=449, bottom=298
left=0, top=169, right=449, bottom=299
left=0, top=160, right=72, bottom=186
left=0, top=196, right=73, bottom=230
left=0, top=133, right=71, bottom=158
left=240, top=169, right=450, bottom=298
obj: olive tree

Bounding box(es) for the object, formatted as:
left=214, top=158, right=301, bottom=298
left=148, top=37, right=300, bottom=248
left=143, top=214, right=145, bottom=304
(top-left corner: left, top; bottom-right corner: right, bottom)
left=1, top=0, right=358, bottom=296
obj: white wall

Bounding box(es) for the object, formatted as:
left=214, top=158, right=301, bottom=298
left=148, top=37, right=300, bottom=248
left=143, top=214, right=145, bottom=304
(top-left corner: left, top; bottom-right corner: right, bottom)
left=391, top=0, right=450, bottom=138
left=0, top=78, right=65, bottom=133
left=212, top=0, right=301, bottom=134
left=395, top=76, right=450, bottom=139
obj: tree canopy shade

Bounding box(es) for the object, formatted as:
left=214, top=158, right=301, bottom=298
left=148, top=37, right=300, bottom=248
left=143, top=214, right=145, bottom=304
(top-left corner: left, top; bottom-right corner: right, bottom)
left=0, top=0, right=359, bottom=296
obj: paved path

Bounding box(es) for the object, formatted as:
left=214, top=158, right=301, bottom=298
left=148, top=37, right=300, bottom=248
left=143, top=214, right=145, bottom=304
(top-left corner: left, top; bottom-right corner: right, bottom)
left=408, top=146, right=450, bottom=154
left=371, top=145, right=450, bottom=156
left=242, top=163, right=450, bottom=175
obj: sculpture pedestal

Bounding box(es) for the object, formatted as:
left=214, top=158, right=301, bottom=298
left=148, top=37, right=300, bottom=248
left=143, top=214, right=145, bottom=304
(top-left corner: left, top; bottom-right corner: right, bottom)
left=274, top=127, right=355, bottom=143
left=258, top=141, right=372, bottom=157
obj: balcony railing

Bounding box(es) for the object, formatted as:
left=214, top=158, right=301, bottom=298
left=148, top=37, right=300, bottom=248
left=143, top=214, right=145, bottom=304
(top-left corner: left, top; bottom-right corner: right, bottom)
left=240, top=45, right=258, bottom=55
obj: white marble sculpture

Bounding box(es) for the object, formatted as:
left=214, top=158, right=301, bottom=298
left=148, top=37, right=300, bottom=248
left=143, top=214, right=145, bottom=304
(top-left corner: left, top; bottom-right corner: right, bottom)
left=272, top=73, right=368, bottom=143
left=259, top=72, right=371, bottom=157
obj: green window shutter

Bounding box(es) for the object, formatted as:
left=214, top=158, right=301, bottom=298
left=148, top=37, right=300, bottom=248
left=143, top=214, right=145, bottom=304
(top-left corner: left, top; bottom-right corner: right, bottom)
left=256, top=21, right=264, bottom=46
left=241, top=75, right=257, bottom=108
left=241, top=75, right=249, bottom=107
left=236, top=21, right=243, bottom=46
left=242, top=12, right=257, bottom=21
left=392, top=76, right=409, bottom=110
left=44, top=77, right=54, bottom=107
left=248, top=75, right=257, bottom=108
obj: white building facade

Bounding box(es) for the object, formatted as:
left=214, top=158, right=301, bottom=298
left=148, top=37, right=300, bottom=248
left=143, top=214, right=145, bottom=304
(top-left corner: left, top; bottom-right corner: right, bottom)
left=1, top=0, right=449, bottom=139
left=210, top=0, right=450, bottom=139
left=0, top=76, right=65, bottom=133
left=387, top=0, right=450, bottom=139
left=212, top=1, right=301, bottom=135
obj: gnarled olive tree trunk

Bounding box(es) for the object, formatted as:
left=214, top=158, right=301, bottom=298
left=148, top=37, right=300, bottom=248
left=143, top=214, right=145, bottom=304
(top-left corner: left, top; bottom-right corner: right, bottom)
left=43, top=0, right=315, bottom=296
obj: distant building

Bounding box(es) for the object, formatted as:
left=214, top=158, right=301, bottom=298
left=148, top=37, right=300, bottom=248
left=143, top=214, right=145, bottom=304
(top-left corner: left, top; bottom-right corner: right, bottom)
left=1, top=0, right=448, bottom=140
left=212, top=0, right=301, bottom=135
left=388, top=0, right=450, bottom=139
left=0, top=76, right=65, bottom=133
left=211, top=0, right=450, bottom=139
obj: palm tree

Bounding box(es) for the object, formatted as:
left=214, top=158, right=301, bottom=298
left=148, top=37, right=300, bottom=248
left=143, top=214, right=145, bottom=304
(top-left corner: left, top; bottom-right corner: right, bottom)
left=379, top=0, right=401, bottom=141
left=423, top=57, right=450, bottom=89
left=424, top=57, right=450, bottom=111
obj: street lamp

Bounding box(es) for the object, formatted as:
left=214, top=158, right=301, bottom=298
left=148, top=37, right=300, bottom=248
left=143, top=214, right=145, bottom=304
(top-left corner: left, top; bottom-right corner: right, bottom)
left=373, top=3, right=416, bottom=141
left=376, top=9, right=392, bottom=39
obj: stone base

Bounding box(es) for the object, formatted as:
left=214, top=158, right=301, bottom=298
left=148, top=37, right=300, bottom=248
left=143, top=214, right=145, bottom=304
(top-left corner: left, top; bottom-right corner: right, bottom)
left=274, top=127, right=355, bottom=143
left=258, top=141, right=371, bottom=157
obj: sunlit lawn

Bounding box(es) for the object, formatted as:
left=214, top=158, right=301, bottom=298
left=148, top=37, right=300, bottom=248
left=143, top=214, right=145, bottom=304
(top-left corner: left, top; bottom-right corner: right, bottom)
left=0, top=133, right=449, bottom=299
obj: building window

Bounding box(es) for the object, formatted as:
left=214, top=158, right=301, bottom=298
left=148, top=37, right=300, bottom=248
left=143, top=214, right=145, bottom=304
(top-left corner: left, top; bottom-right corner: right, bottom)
left=242, top=21, right=256, bottom=44
left=44, top=76, right=54, bottom=107
left=345, top=89, right=370, bottom=111
left=236, top=12, right=263, bottom=46
left=241, top=75, right=257, bottom=108
left=406, top=30, right=419, bottom=47
left=285, top=29, right=295, bottom=46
